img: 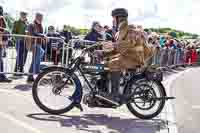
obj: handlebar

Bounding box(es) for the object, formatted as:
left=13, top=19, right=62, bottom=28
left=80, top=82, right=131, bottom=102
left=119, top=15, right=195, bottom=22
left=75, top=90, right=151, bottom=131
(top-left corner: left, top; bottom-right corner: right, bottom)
left=74, top=42, right=103, bottom=58
left=83, top=42, right=103, bottom=52
left=69, top=39, right=96, bottom=44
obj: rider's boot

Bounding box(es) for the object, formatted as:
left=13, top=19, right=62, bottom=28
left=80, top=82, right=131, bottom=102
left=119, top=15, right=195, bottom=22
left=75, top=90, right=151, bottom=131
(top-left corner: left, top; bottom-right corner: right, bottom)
left=111, top=71, right=121, bottom=101
left=98, top=72, right=125, bottom=105
left=102, top=71, right=122, bottom=104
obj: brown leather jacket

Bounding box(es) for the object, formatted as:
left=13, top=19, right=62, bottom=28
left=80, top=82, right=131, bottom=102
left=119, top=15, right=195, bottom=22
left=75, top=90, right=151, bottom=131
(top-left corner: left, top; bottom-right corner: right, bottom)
left=105, top=21, right=154, bottom=71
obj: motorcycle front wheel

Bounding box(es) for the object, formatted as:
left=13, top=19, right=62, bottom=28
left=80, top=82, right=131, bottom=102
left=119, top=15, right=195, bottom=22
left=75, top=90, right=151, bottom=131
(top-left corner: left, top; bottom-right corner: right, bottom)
left=32, top=67, right=82, bottom=115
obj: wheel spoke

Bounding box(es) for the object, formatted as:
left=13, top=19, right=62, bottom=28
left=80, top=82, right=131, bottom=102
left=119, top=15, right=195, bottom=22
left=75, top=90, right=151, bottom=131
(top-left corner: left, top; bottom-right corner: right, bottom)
left=131, top=82, right=160, bottom=110
left=143, top=101, right=146, bottom=107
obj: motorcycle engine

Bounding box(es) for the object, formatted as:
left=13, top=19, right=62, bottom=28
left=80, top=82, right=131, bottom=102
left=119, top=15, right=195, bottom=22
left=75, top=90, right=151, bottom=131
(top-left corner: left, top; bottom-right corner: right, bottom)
left=88, top=75, right=107, bottom=92
left=96, top=77, right=108, bottom=93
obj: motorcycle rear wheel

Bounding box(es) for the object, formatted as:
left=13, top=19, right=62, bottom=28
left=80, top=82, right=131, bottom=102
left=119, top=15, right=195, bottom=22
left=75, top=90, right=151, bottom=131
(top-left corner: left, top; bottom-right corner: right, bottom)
left=126, top=79, right=166, bottom=119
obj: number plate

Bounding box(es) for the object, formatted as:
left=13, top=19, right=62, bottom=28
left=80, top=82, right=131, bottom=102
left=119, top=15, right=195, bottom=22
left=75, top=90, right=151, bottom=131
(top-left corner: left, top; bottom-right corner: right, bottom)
left=82, top=64, right=105, bottom=73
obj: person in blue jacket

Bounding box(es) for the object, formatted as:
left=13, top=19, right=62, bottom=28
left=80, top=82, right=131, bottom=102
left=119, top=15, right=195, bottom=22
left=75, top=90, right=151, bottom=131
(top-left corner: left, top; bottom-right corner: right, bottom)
left=159, top=36, right=166, bottom=48
left=60, top=25, right=72, bottom=43
left=60, top=25, right=72, bottom=64
left=84, top=21, right=103, bottom=42
left=46, top=26, right=63, bottom=65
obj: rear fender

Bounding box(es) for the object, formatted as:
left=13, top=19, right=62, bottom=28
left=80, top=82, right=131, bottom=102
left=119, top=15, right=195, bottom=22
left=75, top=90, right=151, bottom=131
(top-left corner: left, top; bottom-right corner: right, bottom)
left=123, top=73, right=145, bottom=94
left=124, top=73, right=167, bottom=96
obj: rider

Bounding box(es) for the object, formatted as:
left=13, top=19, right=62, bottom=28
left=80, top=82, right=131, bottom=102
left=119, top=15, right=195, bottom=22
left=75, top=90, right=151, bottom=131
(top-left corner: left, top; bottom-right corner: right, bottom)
left=101, top=8, right=154, bottom=103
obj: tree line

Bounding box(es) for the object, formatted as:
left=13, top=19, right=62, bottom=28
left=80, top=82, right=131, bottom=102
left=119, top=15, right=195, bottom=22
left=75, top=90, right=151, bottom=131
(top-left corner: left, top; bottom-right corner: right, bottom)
left=144, top=28, right=199, bottom=39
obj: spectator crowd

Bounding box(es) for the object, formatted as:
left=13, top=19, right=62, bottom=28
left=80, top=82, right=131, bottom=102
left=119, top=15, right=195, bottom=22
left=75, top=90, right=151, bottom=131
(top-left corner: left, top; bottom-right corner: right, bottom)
left=0, top=6, right=72, bottom=82
left=0, top=5, right=200, bottom=83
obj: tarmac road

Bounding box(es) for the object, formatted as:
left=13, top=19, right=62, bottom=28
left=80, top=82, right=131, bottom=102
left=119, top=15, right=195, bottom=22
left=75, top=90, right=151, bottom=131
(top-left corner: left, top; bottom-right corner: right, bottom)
left=170, top=67, right=200, bottom=133
left=0, top=67, right=197, bottom=133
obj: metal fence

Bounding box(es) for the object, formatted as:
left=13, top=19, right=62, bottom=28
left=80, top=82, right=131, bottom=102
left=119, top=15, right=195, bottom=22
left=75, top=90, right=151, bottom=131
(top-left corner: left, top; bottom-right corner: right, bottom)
left=0, top=35, right=198, bottom=76
left=151, top=46, right=198, bottom=70
left=69, top=39, right=199, bottom=70
left=0, top=34, right=72, bottom=75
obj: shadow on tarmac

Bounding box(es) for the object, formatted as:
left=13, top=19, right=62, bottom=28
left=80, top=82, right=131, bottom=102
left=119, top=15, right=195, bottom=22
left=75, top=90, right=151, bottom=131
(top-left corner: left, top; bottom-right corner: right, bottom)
left=14, top=84, right=32, bottom=91
left=27, top=113, right=169, bottom=133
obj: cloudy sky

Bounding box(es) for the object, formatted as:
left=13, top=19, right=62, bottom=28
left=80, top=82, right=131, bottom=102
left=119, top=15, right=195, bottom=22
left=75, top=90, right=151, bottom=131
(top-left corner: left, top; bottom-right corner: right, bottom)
left=0, top=0, right=200, bottom=34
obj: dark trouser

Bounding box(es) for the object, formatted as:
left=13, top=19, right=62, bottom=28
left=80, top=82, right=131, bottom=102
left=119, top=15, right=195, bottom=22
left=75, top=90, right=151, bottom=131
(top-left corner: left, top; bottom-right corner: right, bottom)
left=0, top=48, right=6, bottom=79
left=110, top=71, right=121, bottom=95
left=14, top=39, right=28, bottom=72
left=100, top=71, right=120, bottom=95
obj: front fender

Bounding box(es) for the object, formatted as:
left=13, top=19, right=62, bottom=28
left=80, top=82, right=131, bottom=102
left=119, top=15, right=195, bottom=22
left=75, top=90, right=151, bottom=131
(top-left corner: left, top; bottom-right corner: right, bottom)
left=41, top=66, right=83, bottom=104
left=71, top=73, right=83, bottom=104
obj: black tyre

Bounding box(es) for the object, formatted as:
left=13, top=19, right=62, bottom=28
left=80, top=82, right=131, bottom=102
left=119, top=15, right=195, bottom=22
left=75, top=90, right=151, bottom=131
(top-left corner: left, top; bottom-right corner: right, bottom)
left=126, top=79, right=166, bottom=119
left=32, top=67, right=82, bottom=115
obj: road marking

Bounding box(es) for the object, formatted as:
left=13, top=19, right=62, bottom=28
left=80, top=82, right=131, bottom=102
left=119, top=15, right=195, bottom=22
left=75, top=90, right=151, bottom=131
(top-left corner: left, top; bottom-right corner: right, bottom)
left=0, top=111, right=42, bottom=133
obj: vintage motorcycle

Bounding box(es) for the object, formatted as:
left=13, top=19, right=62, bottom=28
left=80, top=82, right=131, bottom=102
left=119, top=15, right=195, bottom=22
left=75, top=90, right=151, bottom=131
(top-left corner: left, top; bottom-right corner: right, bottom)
left=32, top=42, right=175, bottom=120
